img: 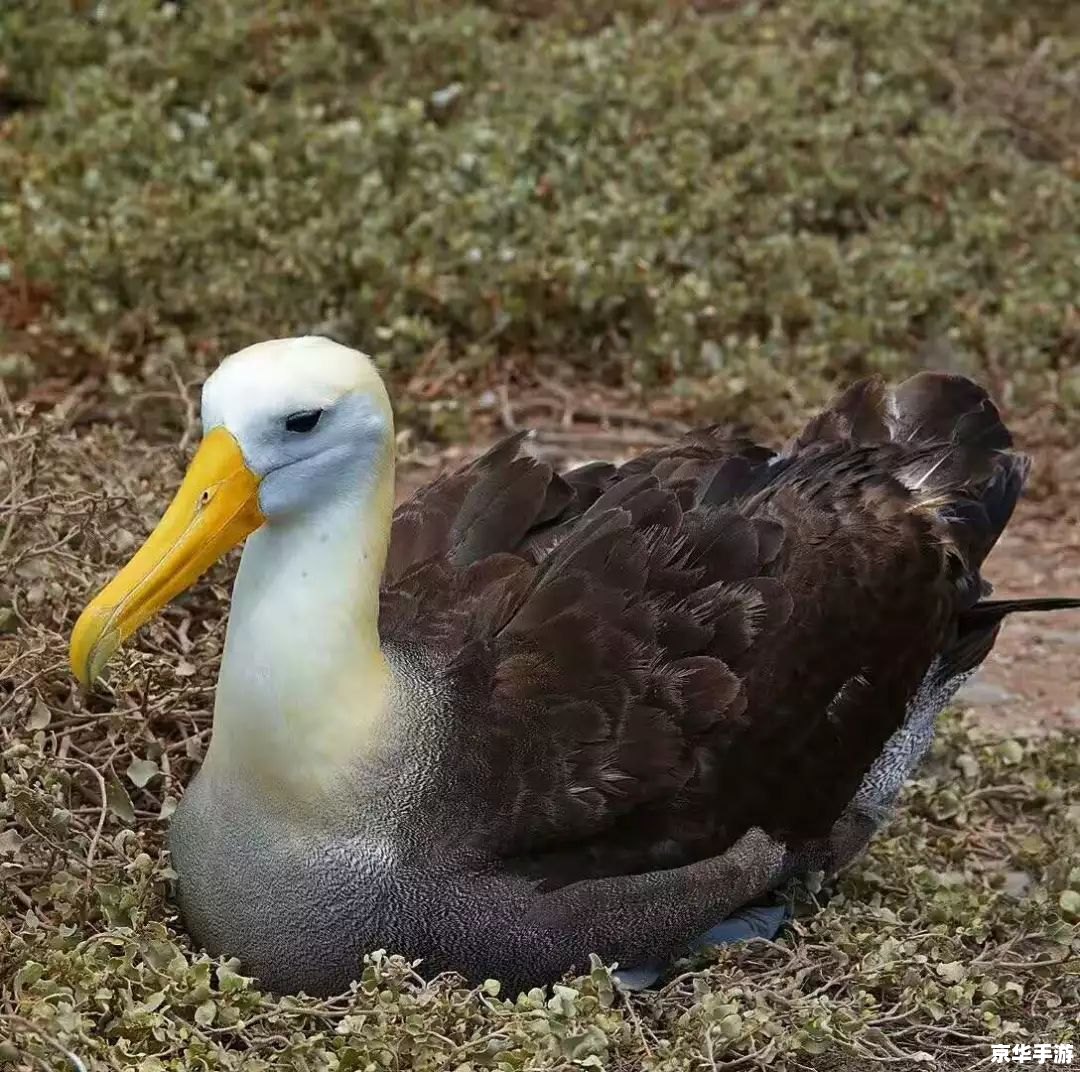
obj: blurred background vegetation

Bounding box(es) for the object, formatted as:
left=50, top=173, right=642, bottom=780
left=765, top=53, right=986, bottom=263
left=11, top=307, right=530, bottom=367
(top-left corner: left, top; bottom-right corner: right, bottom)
left=2, top=0, right=1079, bottom=433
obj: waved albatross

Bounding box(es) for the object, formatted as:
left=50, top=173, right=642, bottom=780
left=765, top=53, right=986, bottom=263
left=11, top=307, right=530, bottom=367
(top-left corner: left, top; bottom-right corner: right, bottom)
left=70, top=336, right=1080, bottom=995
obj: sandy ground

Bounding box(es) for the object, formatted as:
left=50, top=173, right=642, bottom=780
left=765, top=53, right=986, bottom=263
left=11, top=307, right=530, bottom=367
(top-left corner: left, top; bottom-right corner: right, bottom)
left=963, top=513, right=1080, bottom=735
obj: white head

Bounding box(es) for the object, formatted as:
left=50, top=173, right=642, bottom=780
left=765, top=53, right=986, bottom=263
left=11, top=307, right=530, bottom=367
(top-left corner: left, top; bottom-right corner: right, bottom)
left=71, top=337, right=395, bottom=685
left=203, top=336, right=394, bottom=521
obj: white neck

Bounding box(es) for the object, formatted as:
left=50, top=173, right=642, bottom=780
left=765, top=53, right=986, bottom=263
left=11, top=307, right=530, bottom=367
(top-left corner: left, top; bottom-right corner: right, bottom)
left=204, top=446, right=395, bottom=805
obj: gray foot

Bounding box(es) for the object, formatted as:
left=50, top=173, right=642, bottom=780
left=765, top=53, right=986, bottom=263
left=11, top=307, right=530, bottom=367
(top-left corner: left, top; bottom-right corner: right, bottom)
left=613, top=902, right=791, bottom=990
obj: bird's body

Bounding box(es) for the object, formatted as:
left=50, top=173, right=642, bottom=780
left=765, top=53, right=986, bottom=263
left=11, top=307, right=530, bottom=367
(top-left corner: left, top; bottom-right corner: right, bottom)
left=70, top=337, right=1080, bottom=995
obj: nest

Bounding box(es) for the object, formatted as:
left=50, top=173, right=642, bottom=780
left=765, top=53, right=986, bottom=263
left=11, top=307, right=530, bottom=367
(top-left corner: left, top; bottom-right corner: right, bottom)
left=1, top=395, right=1077, bottom=1072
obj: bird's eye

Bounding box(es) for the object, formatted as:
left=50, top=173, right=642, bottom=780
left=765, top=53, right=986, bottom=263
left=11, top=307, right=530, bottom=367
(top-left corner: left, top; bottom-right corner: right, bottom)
left=284, top=409, right=323, bottom=434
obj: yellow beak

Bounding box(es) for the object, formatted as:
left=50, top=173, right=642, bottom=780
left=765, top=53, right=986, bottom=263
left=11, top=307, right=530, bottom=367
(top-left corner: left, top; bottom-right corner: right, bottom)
left=70, top=427, right=265, bottom=687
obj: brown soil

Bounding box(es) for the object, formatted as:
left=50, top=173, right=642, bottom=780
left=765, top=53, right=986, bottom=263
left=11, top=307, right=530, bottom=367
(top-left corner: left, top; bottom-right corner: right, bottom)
left=969, top=513, right=1080, bottom=735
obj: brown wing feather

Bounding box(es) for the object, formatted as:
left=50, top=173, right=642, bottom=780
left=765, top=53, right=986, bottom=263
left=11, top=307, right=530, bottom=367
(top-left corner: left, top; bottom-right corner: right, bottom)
left=379, top=375, right=1030, bottom=888
left=384, top=432, right=572, bottom=583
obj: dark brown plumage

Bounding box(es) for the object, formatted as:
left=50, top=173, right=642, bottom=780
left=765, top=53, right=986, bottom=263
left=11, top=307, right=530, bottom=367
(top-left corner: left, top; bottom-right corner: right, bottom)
left=379, top=373, right=1070, bottom=897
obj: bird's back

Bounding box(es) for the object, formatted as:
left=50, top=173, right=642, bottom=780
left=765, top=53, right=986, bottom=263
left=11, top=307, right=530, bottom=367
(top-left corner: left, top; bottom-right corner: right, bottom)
left=379, top=373, right=1038, bottom=887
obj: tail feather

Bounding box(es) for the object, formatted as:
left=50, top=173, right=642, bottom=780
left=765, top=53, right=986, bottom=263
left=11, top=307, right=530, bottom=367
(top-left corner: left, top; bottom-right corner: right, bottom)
left=961, top=596, right=1080, bottom=622
left=943, top=597, right=1080, bottom=678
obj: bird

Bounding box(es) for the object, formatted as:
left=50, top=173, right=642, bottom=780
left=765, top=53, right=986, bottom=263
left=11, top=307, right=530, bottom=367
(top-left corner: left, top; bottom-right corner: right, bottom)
left=69, top=336, right=1080, bottom=997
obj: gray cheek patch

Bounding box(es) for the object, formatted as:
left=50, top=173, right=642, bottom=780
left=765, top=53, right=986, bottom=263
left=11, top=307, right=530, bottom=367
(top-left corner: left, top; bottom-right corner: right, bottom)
left=253, top=402, right=390, bottom=520
left=257, top=443, right=366, bottom=518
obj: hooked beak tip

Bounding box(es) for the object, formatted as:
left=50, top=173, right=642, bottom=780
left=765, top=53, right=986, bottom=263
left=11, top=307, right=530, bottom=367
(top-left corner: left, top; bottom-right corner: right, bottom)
left=70, top=604, right=121, bottom=690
